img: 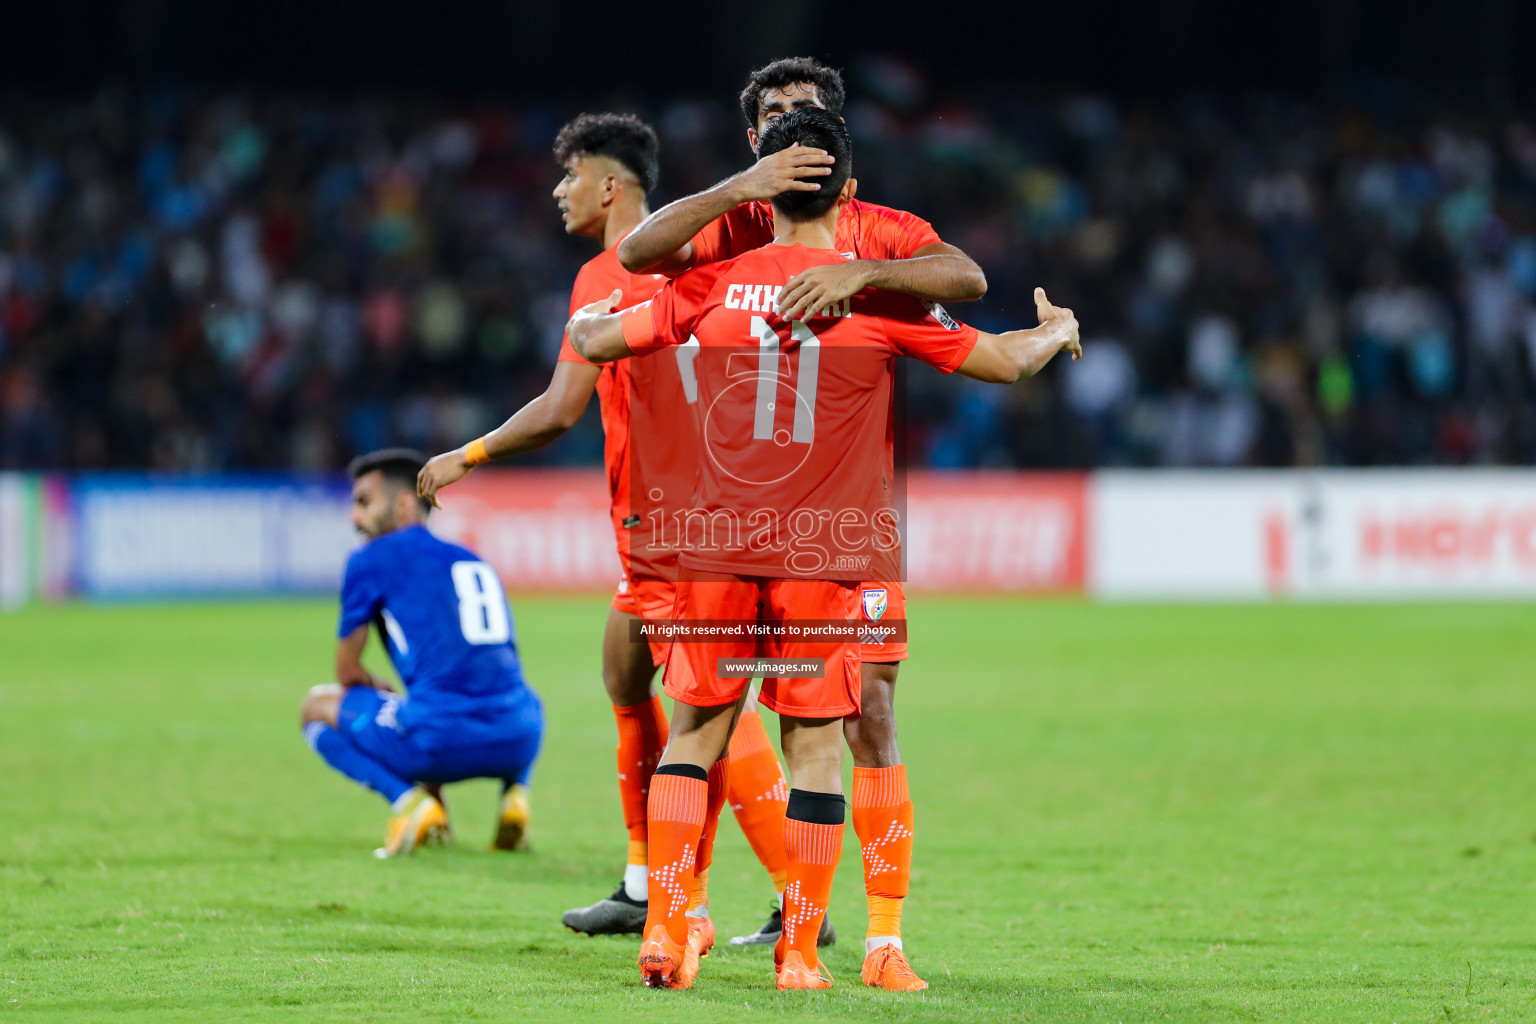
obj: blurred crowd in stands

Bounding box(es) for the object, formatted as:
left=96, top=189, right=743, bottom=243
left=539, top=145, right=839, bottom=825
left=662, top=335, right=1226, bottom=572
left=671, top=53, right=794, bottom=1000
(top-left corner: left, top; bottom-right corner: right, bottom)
left=4, top=63, right=1536, bottom=471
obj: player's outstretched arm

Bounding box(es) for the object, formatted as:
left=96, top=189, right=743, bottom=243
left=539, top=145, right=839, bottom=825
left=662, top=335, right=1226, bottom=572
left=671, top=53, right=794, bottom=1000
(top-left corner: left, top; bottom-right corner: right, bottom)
left=616, top=143, right=835, bottom=274
left=777, top=241, right=988, bottom=322
left=335, top=625, right=394, bottom=691
left=956, top=288, right=1082, bottom=384
left=417, top=360, right=601, bottom=508
left=566, top=290, right=633, bottom=364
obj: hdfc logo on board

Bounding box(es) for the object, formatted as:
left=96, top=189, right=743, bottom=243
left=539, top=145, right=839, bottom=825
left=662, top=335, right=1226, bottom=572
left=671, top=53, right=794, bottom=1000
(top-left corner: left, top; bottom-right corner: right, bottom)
left=1359, top=505, right=1536, bottom=574
left=1266, top=474, right=1536, bottom=596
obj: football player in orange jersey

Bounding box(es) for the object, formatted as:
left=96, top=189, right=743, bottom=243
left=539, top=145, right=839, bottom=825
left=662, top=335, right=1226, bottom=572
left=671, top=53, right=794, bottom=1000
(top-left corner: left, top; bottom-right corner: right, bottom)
left=419, top=113, right=685, bottom=935
left=574, top=106, right=1079, bottom=991
left=419, top=113, right=851, bottom=950
left=618, top=57, right=987, bottom=985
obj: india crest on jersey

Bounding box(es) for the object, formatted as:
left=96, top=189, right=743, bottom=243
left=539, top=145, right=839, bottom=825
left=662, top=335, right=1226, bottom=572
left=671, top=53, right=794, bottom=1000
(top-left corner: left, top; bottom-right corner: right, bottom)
left=862, top=587, right=888, bottom=622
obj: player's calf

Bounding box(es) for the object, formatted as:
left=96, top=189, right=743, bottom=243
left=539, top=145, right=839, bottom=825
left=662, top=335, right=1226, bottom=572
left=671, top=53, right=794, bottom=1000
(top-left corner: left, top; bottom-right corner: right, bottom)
left=843, top=662, right=900, bottom=768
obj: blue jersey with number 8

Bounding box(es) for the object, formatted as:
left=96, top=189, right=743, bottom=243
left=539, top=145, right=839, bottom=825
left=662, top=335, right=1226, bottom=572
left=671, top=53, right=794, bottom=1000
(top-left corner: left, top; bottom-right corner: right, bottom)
left=337, top=525, right=532, bottom=741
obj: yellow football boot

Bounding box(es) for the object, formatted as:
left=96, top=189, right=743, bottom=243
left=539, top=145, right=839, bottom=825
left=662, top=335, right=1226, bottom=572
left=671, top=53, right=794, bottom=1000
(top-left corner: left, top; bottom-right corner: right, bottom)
left=377, top=788, right=449, bottom=858
left=491, top=783, right=531, bottom=851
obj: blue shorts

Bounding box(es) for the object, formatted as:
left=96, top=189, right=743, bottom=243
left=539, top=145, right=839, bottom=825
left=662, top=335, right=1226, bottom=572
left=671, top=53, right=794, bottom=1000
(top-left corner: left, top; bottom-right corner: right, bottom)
left=339, top=687, right=543, bottom=787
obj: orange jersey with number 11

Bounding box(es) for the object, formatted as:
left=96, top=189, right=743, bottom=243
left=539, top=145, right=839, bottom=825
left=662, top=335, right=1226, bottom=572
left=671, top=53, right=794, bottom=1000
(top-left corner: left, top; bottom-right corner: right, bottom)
left=621, top=243, right=977, bottom=581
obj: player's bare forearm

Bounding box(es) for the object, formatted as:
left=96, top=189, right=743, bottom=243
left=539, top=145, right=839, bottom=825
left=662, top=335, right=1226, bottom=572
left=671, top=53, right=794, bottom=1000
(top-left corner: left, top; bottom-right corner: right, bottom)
left=567, top=290, right=632, bottom=363
left=618, top=144, right=835, bottom=274
left=568, top=311, right=632, bottom=364
left=985, top=326, right=1077, bottom=381
left=617, top=186, right=739, bottom=274
left=776, top=245, right=987, bottom=323
left=483, top=361, right=601, bottom=458
left=334, top=626, right=377, bottom=689
left=862, top=246, right=988, bottom=303
left=957, top=288, right=1081, bottom=383
left=418, top=361, right=599, bottom=506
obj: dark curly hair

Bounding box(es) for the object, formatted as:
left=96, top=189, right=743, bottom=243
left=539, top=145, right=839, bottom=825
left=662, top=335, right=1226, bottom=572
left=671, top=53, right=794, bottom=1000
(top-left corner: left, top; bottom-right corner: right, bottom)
left=755, top=107, right=852, bottom=222
left=552, top=113, right=659, bottom=193
left=738, top=57, right=846, bottom=129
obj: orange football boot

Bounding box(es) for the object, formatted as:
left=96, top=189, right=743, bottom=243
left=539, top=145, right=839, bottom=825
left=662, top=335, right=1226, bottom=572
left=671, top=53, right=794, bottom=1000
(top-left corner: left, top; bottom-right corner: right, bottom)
left=638, top=924, right=699, bottom=989
left=686, top=914, right=716, bottom=959
left=861, top=943, right=928, bottom=991
left=775, top=949, right=834, bottom=991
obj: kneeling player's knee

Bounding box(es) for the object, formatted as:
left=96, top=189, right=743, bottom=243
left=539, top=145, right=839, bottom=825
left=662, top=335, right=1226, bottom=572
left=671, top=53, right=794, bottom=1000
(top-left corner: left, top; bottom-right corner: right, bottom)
left=301, top=683, right=343, bottom=726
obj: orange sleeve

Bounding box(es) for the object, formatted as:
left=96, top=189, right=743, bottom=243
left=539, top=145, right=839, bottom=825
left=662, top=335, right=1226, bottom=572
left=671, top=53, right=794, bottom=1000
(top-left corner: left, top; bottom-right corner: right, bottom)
left=687, top=204, right=775, bottom=269
left=863, top=291, right=979, bottom=374
left=858, top=203, right=944, bottom=260
left=628, top=264, right=722, bottom=354
left=621, top=304, right=664, bottom=355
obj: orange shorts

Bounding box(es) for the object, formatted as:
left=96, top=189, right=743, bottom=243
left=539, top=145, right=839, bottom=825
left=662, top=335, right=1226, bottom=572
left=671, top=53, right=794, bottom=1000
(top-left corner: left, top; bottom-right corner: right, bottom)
left=663, top=576, right=862, bottom=718
left=858, top=581, right=908, bottom=662
left=610, top=574, right=679, bottom=668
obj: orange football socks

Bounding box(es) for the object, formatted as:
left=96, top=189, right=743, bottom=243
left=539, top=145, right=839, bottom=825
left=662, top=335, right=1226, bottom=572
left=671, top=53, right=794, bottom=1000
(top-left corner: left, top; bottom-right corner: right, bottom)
left=613, top=697, right=669, bottom=869
left=781, top=798, right=845, bottom=962
left=688, top=757, right=729, bottom=913
left=852, top=765, right=914, bottom=950
left=645, top=767, right=708, bottom=947
left=725, top=709, right=791, bottom=892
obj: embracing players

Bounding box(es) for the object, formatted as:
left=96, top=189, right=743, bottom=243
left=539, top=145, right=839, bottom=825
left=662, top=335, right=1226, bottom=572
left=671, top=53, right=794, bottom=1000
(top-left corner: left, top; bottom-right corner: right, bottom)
left=571, top=106, right=1080, bottom=990
left=617, top=56, right=989, bottom=984
left=419, top=113, right=817, bottom=941
left=417, top=102, right=974, bottom=950
left=301, top=449, right=544, bottom=856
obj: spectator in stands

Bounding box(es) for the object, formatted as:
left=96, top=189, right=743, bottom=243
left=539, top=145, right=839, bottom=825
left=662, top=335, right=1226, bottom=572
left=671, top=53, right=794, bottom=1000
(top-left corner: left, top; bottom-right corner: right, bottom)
left=2, top=72, right=1535, bottom=471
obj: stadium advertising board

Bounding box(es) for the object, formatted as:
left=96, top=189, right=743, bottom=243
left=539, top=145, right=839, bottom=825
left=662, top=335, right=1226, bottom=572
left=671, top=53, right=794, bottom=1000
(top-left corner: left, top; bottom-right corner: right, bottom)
left=1284, top=472, right=1536, bottom=598
left=428, top=469, right=622, bottom=591
left=70, top=475, right=355, bottom=598
left=428, top=470, right=1090, bottom=593
left=1091, top=470, right=1536, bottom=599
left=905, top=472, right=1087, bottom=592
left=9, top=469, right=1536, bottom=603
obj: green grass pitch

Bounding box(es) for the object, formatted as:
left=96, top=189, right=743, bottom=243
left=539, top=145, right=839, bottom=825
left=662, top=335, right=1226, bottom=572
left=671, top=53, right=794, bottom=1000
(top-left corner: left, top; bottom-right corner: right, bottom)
left=2, top=597, right=1534, bottom=1022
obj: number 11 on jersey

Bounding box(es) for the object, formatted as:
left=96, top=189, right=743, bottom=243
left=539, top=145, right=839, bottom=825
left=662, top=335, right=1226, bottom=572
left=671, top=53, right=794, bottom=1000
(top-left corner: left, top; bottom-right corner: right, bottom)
left=752, top=315, right=820, bottom=444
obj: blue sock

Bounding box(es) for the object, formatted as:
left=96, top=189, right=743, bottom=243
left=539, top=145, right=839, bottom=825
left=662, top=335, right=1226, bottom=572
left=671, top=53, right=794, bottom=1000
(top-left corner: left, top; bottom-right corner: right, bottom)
left=303, top=722, right=414, bottom=805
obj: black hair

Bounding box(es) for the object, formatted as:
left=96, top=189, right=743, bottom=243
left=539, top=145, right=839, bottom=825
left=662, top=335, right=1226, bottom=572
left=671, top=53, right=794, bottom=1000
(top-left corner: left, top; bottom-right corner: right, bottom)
left=348, top=448, right=431, bottom=513
left=755, top=107, right=852, bottom=222
left=552, top=113, right=660, bottom=193
left=738, top=57, right=846, bottom=128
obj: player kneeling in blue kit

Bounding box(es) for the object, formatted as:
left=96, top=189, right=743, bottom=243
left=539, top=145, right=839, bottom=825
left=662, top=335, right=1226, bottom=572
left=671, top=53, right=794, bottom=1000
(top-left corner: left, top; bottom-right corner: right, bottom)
left=300, top=448, right=544, bottom=857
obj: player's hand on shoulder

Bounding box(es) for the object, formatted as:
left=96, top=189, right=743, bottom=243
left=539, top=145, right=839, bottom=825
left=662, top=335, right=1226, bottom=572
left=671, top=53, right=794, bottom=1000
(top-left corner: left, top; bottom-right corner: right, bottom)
left=1034, top=287, right=1081, bottom=361
left=567, top=289, right=626, bottom=361
left=566, top=288, right=623, bottom=341
left=778, top=260, right=873, bottom=322
left=419, top=451, right=469, bottom=509
left=731, top=143, right=834, bottom=203
left=574, top=288, right=624, bottom=319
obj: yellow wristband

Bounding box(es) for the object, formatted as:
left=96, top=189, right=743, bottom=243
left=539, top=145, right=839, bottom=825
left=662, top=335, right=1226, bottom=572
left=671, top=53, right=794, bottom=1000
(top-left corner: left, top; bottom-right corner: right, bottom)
left=463, top=437, right=491, bottom=467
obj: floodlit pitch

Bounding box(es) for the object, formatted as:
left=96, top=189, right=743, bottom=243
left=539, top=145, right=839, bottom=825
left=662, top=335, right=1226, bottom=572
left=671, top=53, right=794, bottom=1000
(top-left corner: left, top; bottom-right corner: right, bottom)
left=2, top=596, right=1533, bottom=1021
